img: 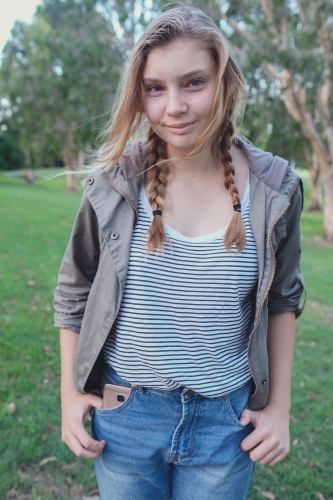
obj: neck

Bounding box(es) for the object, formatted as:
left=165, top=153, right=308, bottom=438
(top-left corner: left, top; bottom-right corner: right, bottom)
left=167, top=144, right=221, bottom=179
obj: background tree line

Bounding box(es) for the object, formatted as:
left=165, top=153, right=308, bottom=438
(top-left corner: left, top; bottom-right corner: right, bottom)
left=0, top=0, right=332, bottom=239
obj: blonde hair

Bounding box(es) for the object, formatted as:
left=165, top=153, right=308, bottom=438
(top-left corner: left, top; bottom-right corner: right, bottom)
left=97, top=5, right=247, bottom=252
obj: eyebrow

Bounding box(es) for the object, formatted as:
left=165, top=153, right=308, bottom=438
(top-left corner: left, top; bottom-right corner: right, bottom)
left=142, top=69, right=211, bottom=84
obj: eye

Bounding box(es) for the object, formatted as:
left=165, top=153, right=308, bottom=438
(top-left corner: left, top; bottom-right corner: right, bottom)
left=146, top=85, right=163, bottom=94
left=188, top=78, right=205, bottom=88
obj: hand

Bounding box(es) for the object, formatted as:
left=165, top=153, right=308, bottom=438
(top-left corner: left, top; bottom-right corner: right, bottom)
left=239, top=405, right=290, bottom=466
left=61, top=390, right=106, bottom=459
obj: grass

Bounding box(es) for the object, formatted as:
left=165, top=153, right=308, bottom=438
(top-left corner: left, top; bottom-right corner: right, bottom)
left=0, top=172, right=332, bottom=500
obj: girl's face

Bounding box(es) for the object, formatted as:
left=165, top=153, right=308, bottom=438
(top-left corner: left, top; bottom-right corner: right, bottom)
left=142, top=38, right=217, bottom=157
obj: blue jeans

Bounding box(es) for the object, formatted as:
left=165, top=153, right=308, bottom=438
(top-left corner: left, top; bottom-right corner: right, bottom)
left=92, top=365, right=255, bottom=500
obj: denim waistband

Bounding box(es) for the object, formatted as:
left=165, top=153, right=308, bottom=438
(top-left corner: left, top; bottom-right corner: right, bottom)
left=102, top=363, right=253, bottom=400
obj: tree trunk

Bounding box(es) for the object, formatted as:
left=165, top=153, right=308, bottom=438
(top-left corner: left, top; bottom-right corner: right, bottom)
left=24, top=168, right=34, bottom=183
left=63, top=128, right=76, bottom=193
left=308, top=153, right=322, bottom=211
left=323, top=166, right=333, bottom=242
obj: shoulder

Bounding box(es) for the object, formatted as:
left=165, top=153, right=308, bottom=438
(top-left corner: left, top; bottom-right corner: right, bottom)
left=117, top=140, right=149, bottom=181
left=233, top=135, right=300, bottom=194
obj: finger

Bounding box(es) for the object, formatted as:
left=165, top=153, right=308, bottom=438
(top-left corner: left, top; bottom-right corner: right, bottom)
left=74, top=425, right=106, bottom=452
left=241, top=427, right=265, bottom=452
left=257, top=448, right=281, bottom=465
left=249, top=435, right=286, bottom=463
left=248, top=438, right=275, bottom=462
left=268, top=452, right=288, bottom=466
left=257, top=441, right=289, bottom=465
left=86, top=394, right=103, bottom=410
left=239, top=409, right=256, bottom=426
left=67, top=433, right=105, bottom=459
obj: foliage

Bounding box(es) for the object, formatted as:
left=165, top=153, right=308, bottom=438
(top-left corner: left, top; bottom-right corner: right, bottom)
left=218, top=0, right=333, bottom=238
left=0, top=135, right=25, bottom=170
left=0, top=0, right=122, bottom=168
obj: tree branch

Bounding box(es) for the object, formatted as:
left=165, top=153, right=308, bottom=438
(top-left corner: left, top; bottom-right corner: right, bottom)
left=295, top=0, right=305, bottom=22
left=219, top=12, right=254, bottom=43
left=260, top=0, right=273, bottom=23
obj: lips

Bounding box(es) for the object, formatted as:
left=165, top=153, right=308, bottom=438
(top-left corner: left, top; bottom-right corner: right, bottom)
left=165, top=122, right=195, bottom=133
left=166, top=122, right=194, bottom=128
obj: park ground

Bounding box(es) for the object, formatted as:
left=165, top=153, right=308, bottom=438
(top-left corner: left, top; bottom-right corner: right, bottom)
left=0, top=171, right=332, bottom=500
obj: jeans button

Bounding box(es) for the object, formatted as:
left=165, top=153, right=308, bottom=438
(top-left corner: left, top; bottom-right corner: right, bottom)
left=186, top=389, right=194, bottom=396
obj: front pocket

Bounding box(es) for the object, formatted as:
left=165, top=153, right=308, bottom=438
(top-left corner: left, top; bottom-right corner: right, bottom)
left=94, top=388, right=135, bottom=416
left=225, top=381, right=251, bottom=427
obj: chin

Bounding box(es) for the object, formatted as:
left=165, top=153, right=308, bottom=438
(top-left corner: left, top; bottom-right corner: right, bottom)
left=166, top=139, right=198, bottom=157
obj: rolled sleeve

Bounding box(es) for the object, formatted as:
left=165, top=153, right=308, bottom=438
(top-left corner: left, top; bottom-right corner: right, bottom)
left=54, top=191, right=102, bottom=331
left=268, top=182, right=307, bottom=318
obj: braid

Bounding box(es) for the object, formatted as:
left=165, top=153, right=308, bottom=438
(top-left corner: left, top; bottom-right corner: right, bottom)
left=145, top=127, right=171, bottom=251
left=220, top=122, right=246, bottom=252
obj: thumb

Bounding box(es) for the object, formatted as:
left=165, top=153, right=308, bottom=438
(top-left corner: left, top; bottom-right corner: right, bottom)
left=87, top=393, right=104, bottom=410
left=239, top=408, right=257, bottom=426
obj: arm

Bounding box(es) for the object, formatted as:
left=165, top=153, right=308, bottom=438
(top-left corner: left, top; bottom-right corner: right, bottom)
left=239, top=179, right=305, bottom=465
left=54, top=190, right=103, bottom=333
left=240, top=312, right=295, bottom=465
left=60, top=328, right=105, bottom=459
left=55, top=191, right=106, bottom=458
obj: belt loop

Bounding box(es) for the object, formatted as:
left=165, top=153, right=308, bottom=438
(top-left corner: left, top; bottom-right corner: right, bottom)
left=132, top=384, right=144, bottom=394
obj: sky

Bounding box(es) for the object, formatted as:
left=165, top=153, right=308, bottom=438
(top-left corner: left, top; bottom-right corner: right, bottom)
left=0, top=0, right=41, bottom=54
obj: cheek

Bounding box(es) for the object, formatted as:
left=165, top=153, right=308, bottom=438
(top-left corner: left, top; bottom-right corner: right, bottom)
left=192, top=90, right=215, bottom=118
left=144, top=98, right=162, bottom=125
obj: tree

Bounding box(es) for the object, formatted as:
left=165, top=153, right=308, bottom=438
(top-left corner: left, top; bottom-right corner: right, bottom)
left=0, top=0, right=122, bottom=191
left=219, top=0, right=333, bottom=239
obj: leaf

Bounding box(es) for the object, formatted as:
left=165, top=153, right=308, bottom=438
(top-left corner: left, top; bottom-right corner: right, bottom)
left=39, top=456, right=57, bottom=466
left=7, top=402, right=16, bottom=414
left=254, top=486, right=275, bottom=499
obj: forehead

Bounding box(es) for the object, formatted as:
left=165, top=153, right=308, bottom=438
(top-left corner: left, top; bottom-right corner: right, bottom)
left=143, top=38, right=215, bottom=79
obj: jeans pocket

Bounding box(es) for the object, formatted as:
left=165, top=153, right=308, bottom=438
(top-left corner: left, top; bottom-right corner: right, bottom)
left=94, top=388, right=135, bottom=415
left=225, top=380, right=252, bottom=427
left=95, top=366, right=134, bottom=415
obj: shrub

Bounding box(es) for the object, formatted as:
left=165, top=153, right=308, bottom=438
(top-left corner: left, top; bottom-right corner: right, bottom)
left=0, top=135, right=25, bottom=170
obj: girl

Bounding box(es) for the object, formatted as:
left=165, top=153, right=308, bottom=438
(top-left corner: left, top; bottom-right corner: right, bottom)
left=54, top=6, right=306, bottom=500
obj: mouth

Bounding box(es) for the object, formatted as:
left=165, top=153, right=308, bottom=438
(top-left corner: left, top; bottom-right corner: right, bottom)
left=165, top=122, right=195, bottom=133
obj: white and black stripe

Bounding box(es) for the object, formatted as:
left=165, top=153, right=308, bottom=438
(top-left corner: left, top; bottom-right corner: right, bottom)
left=103, top=181, right=258, bottom=397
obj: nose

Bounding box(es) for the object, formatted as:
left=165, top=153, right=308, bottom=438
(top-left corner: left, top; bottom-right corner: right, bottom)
left=166, top=89, right=188, bottom=116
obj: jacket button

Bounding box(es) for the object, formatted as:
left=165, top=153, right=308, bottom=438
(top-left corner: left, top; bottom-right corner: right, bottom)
left=111, top=232, right=119, bottom=240
left=262, top=379, right=267, bottom=385
left=88, top=177, right=94, bottom=185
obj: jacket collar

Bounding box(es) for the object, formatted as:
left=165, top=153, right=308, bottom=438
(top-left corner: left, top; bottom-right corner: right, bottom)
left=110, top=136, right=289, bottom=195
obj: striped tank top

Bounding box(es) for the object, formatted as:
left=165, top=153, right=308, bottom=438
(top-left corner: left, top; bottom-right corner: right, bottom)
left=103, top=180, right=258, bottom=397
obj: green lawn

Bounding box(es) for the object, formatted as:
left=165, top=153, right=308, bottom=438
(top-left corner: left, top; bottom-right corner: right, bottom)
left=0, top=172, right=332, bottom=500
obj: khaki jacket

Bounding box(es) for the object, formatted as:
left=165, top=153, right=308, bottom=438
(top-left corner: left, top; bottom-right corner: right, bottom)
left=54, top=138, right=306, bottom=411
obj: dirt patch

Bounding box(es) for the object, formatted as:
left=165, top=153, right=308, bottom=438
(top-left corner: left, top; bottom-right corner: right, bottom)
left=307, top=236, right=333, bottom=248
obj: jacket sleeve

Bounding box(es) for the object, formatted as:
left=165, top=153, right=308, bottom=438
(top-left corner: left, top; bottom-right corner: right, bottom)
left=54, top=191, right=103, bottom=333
left=268, top=181, right=307, bottom=318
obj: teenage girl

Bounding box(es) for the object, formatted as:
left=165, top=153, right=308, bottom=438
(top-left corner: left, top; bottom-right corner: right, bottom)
left=54, top=6, right=306, bottom=500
